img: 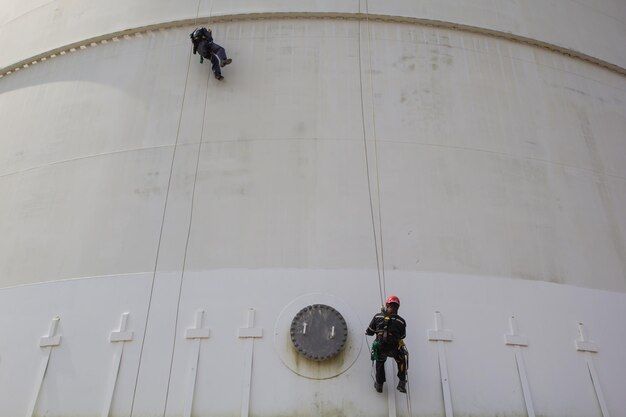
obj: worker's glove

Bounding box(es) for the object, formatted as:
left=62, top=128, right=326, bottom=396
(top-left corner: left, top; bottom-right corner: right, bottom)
left=200, top=56, right=204, bottom=64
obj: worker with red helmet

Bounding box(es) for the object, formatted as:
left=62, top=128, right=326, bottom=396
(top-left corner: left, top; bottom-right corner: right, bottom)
left=365, top=295, right=408, bottom=393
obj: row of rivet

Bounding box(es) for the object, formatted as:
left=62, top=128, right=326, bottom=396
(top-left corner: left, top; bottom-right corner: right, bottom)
left=1, top=12, right=624, bottom=80
left=0, top=25, right=181, bottom=79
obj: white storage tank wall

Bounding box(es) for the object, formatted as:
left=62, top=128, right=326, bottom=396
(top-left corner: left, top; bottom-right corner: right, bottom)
left=3, top=0, right=626, bottom=71
left=1, top=3, right=625, bottom=417
left=3, top=11, right=626, bottom=292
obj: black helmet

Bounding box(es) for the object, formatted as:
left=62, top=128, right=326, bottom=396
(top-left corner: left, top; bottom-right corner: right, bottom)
left=190, top=27, right=208, bottom=41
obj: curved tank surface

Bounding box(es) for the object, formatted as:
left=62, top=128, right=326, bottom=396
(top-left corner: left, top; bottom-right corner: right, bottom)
left=1, top=1, right=625, bottom=416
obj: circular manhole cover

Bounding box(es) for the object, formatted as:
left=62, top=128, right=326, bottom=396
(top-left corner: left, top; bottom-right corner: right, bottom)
left=290, top=304, right=348, bottom=361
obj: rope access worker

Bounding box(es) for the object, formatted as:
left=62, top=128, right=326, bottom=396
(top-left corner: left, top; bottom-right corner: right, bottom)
left=366, top=295, right=408, bottom=394
left=190, top=27, right=232, bottom=80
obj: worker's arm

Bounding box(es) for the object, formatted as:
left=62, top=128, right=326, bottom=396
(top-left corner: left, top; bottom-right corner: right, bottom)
left=392, top=315, right=406, bottom=339
left=365, top=316, right=377, bottom=336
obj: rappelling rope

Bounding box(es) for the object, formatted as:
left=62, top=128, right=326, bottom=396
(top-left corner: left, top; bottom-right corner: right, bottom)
left=359, top=0, right=386, bottom=308
left=406, top=376, right=414, bottom=416
left=364, top=0, right=388, bottom=306
left=361, top=2, right=414, bottom=415
left=130, top=0, right=206, bottom=416
left=162, top=0, right=216, bottom=414
left=402, top=343, right=414, bottom=417
left=366, top=334, right=377, bottom=383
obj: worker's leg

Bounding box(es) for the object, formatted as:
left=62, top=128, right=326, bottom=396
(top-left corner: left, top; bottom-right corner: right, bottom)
left=393, top=350, right=407, bottom=381
left=375, top=356, right=387, bottom=384
left=209, top=42, right=227, bottom=61
left=392, top=349, right=408, bottom=393
left=209, top=43, right=232, bottom=67
left=209, top=54, right=222, bottom=79
left=373, top=357, right=386, bottom=392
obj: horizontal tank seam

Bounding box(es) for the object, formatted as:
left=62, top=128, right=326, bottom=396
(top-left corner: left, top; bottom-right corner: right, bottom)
left=3, top=269, right=625, bottom=293
left=0, top=144, right=175, bottom=179
left=375, top=138, right=626, bottom=181
left=1, top=12, right=626, bottom=79
left=201, top=137, right=365, bottom=144
left=0, top=271, right=154, bottom=291
left=0, top=137, right=362, bottom=178
left=2, top=136, right=625, bottom=182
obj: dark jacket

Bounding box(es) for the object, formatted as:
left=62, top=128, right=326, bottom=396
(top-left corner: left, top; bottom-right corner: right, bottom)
left=366, top=312, right=406, bottom=349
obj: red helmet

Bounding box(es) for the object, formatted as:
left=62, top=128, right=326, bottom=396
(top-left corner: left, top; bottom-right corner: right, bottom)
left=386, top=295, right=400, bottom=306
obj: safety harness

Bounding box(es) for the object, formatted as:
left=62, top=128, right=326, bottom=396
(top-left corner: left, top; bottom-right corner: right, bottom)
left=371, top=313, right=406, bottom=360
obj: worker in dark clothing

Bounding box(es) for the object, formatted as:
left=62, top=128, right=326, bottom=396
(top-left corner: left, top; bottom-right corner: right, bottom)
left=366, top=295, right=408, bottom=393
left=190, top=27, right=232, bottom=80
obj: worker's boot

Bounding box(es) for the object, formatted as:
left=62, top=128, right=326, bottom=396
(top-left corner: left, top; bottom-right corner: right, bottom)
left=220, top=58, right=232, bottom=67
left=215, top=73, right=224, bottom=80
left=397, top=380, right=407, bottom=393
left=374, top=382, right=383, bottom=393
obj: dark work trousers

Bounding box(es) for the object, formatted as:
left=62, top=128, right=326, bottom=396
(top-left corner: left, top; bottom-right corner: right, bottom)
left=375, top=348, right=407, bottom=384
left=197, top=41, right=228, bottom=76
